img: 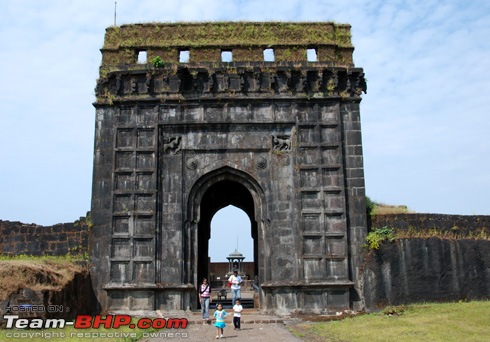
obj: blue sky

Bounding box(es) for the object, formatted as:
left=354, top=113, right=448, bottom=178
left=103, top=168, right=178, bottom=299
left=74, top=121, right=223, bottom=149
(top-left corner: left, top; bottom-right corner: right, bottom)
left=1, top=0, right=489, bottom=262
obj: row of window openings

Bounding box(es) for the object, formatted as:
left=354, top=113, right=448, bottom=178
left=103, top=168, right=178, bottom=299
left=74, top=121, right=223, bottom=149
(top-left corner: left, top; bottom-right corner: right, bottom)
left=137, top=48, right=318, bottom=64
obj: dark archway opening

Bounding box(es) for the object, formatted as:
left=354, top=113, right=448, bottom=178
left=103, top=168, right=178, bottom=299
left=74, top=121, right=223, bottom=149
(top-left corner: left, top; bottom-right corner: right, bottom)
left=197, top=179, right=258, bottom=293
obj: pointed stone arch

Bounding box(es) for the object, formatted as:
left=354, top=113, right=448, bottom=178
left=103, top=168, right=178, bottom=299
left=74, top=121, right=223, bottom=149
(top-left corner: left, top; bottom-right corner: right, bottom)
left=184, top=166, right=270, bottom=308
left=187, top=166, right=267, bottom=224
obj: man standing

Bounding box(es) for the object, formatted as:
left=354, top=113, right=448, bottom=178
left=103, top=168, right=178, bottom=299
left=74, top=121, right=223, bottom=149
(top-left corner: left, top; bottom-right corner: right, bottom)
left=228, top=270, right=242, bottom=306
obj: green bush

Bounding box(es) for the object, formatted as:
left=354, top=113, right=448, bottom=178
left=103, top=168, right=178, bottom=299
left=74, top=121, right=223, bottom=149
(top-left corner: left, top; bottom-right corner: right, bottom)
left=366, top=226, right=395, bottom=250
left=151, top=56, right=164, bottom=68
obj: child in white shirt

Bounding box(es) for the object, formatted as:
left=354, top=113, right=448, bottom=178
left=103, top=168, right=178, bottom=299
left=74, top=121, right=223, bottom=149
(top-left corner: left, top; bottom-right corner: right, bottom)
left=232, top=299, right=243, bottom=331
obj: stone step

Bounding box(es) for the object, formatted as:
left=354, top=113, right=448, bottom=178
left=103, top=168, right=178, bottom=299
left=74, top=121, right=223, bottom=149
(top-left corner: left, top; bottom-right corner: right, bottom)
left=191, top=301, right=256, bottom=314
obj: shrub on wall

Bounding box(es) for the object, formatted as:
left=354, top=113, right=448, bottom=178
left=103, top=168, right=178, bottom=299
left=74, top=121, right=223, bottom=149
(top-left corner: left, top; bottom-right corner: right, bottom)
left=365, top=226, right=395, bottom=250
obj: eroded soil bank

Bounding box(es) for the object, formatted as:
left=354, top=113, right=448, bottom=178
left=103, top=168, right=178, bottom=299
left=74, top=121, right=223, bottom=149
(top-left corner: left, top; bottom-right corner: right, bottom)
left=0, top=259, right=97, bottom=323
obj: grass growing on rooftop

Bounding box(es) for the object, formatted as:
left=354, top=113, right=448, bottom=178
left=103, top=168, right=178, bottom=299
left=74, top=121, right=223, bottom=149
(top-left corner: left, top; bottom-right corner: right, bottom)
left=289, top=301, right=490, bottom=342
left=104, top=22, right=352, bottom=49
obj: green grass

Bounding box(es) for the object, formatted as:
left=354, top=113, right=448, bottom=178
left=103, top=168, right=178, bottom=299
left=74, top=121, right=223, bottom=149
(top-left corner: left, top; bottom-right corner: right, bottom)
left=0, top=253, right=88, bottom=262
left=289, top=301, right=490, bottom=342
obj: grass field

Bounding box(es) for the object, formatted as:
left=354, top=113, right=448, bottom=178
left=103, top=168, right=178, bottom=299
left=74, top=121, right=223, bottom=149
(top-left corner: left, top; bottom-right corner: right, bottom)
left=289, top=301, right=490, bottom=342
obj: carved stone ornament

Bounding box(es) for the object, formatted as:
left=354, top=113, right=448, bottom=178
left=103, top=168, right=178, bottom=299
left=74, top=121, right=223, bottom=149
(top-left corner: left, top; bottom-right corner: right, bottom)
left=255, top=157, right=268, bottom=170
left=272, top=135, right=291, bottom=151
left=186, top=157, right=198, bottom=170
left=163, top=136, right=181, bottom=155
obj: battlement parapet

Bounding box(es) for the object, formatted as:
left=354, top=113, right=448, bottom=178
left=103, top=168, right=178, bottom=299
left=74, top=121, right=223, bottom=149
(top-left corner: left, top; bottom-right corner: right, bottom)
left=100, top=22, right=354, bottom=69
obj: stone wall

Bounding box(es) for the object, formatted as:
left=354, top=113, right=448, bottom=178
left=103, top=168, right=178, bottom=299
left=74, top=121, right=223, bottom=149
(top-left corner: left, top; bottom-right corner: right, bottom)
left=2, top=213, right=487, bottom=257
left=362, top=238, right=490, bottom=310
left=370, top=213, right=490, bottom=235
left=2, top=212, right=489, bottom=313
left=0, top=217, right=90, bottom=256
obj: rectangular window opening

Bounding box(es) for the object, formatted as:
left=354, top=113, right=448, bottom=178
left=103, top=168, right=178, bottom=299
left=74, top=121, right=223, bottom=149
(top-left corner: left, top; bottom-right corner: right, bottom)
left=137, top=51, right=147, bottom=64
left=179, top=50, right=190, bottom=63
left=221, top=50, right=233, bottom=62
left=263, top=48, right=275, bottom=62
left=307, top=48, right=318, bottom=62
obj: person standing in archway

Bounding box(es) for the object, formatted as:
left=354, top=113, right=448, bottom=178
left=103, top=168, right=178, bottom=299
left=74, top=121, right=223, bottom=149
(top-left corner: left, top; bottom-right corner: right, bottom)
left=199, top=278, right=212, bottom=324
left=228, top=270, right=242, bottom=306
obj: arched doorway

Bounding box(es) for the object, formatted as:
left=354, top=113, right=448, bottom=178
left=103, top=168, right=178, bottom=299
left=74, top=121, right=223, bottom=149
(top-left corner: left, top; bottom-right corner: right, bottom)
left=186, top=167, right=267, bottom=310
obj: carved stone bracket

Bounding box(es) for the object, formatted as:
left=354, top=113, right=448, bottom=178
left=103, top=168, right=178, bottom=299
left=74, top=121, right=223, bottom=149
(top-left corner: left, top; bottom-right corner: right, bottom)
left=95, top=66, right=367, bottom=102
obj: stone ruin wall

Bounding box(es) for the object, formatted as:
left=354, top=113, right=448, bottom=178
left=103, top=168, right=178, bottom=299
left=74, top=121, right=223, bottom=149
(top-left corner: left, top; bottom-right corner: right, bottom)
left=364, top=213, right=490, bottom=309
left=1, top=214, right=489, bottom=312
left=0, top=214, right=490, bottom=256
left=362, top=238, right=490, bottom=310
left=1, top=213, right=488, bottom=257
left=371, top=213, right=490, bottom=235
left=0, top=217, right=90, bottom=256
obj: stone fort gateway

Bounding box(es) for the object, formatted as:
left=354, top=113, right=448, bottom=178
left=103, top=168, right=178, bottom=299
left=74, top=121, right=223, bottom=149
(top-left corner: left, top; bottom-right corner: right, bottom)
left=90, top=22, right=368, bottom=315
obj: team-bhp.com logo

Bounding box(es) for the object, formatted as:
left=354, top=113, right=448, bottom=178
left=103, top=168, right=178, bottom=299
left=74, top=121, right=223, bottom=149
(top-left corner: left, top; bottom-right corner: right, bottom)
left=4, top=314, right=188, bottom=329
left=3, top=314, right=188, bottom=339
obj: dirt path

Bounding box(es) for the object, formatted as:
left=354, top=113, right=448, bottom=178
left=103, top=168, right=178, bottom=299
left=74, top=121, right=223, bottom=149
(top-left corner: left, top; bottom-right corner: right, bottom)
left=140, top=322, right=303, bottom=341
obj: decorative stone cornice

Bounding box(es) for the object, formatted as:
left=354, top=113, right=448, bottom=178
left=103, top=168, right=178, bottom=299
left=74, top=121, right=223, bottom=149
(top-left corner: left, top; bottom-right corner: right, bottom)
left=95, top=64, right=366, bottom=104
